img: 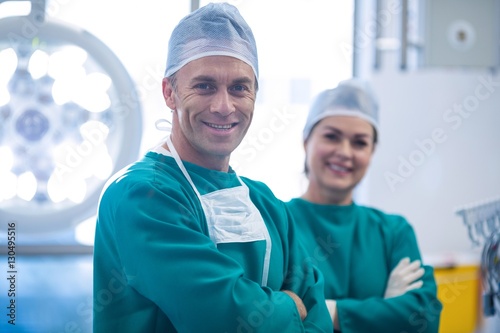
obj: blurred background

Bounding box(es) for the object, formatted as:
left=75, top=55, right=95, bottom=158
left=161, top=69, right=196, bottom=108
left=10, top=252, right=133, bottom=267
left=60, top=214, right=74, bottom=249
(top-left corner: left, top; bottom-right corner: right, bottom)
left=0, top=0, right=499, bottom=332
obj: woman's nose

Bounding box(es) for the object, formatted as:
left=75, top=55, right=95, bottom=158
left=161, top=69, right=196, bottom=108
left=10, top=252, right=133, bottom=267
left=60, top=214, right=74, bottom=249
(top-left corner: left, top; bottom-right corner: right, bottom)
left=335, top=139, right=352, bottom=158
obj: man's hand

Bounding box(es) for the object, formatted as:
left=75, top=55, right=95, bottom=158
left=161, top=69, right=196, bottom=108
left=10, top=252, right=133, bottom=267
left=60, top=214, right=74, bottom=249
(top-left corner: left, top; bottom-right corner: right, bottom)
left=282, top=290, right=307, bottom=320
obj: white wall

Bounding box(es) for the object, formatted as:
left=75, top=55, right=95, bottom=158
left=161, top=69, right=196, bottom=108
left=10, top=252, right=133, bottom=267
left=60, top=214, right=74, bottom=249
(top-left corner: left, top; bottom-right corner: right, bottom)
left=353, top=0, right=500, bottom=261
left=353, top=3, right=500, bottom=329
left=367, top=69, right=500, bottom=257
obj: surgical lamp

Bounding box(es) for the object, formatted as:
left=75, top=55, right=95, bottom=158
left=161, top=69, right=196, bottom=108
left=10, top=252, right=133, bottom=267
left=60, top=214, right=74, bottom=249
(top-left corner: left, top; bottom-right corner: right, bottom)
left=0, top=0, right=142, bottom=235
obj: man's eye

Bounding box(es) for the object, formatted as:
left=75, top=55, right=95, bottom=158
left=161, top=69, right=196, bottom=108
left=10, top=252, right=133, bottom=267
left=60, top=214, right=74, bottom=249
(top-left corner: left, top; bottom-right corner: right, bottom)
left=194, top=83, right=213, bottom=90
left=231, top=85, right=248, bottom=92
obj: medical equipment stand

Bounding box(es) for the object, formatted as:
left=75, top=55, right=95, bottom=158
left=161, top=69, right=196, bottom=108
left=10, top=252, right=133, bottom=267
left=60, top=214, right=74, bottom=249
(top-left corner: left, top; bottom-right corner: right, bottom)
left=456, top=198, right=500, bottom=317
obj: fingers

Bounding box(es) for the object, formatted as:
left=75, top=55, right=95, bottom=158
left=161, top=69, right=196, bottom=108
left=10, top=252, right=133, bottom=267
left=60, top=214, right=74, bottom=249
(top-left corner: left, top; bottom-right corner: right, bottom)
left=405, top=279, right=424, bottom=292
left=399, top=260, right=423, bottom=281
left=385, top=257, right=426, bottom=298
left=404, top=266, right=425, bottom=283
left=390, top=258, right=425, bottom=286
left=398, top=259, right=420, bottom=274
left=395, top=258, right=421, bottom=275
left=393, top=257, right=411, bottom=272
left=388, top=257, right=410, bottom=278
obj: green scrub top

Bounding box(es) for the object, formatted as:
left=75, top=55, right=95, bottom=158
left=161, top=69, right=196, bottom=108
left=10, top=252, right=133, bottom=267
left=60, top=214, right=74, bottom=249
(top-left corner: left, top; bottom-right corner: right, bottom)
left=93, top=152, right=332, bottom=332
left=286, top=198, right=442, bottom=333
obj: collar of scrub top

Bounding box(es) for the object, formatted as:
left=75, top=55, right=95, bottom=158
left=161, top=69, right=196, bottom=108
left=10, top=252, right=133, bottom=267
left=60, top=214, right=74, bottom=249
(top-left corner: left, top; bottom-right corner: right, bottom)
left=163, top=135, right=272, bottom=287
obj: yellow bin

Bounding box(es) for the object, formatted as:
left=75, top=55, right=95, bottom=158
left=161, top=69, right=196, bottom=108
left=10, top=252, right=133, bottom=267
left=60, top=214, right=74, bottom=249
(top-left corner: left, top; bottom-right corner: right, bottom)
left=434, top=265, right=480, bottom=333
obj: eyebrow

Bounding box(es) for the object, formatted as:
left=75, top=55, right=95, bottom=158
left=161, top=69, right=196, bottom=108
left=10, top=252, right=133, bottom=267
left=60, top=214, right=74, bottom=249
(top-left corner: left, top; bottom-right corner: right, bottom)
left=190, top=75, right=217, bottom=84
left=232, top=77, right=254, bottom=86
left=189, top=75, right=254, bottom=86
left=322, top=125, right=372, bottom=138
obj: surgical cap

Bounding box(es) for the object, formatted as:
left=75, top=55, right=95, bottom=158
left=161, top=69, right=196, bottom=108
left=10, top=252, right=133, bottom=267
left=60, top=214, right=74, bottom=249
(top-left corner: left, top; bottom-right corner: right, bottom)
left=164, top=3, right=259, bottom=80
left=303, top=79, right=379, bottom=140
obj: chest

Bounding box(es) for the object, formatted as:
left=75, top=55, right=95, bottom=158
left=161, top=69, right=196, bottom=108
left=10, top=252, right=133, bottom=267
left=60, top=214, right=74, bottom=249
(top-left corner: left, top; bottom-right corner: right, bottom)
left=310, top=221, right=391, bottom=299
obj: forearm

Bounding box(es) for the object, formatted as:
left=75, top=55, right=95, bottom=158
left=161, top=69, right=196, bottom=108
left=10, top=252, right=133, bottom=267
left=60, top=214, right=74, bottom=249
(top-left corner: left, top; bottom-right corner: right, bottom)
left=335, top=290, right=441, bottom=333
left=284, top=263, right=333, bottom=332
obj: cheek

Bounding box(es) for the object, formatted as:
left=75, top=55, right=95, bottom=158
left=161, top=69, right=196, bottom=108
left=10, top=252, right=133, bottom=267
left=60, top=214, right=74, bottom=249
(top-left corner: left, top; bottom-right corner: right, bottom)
left=354, top=151, right=372, bottom=170
left=306, top=142, right=330, bottom=168
left=238, top=99, right=255, bottom=117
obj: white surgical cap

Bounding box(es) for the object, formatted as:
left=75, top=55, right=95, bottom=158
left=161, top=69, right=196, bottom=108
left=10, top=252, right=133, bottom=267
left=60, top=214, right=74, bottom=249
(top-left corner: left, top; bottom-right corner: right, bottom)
left=164, top=3, right=259, bottom=80
left=303, top=79, right=379, bottom=140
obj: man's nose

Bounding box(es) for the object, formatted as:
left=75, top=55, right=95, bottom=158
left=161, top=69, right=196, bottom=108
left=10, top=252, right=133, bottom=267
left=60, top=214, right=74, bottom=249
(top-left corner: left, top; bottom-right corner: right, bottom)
left=210, top=90, right=236, bottom=116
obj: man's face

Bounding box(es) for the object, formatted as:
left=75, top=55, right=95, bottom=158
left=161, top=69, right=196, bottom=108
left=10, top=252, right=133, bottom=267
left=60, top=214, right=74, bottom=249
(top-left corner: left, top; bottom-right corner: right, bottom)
left=163, top=56, right=257, bottom=170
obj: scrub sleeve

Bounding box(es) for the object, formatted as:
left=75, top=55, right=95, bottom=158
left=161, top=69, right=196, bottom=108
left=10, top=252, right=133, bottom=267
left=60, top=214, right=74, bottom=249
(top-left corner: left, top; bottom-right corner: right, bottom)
left=287, top=199, right=442, bottom=333
left=93, top=152, right=332, bottom=332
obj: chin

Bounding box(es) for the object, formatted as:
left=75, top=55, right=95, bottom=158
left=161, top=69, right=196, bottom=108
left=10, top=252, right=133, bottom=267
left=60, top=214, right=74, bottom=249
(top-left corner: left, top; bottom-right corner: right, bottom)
left=208, top=146, right=237, bottom=157
left=326, top=180, right=355, bottom=192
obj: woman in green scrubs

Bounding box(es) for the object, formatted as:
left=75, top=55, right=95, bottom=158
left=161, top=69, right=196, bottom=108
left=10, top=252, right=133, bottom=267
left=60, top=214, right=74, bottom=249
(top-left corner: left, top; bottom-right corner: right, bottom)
left=286, top=80, right=442, bottom=332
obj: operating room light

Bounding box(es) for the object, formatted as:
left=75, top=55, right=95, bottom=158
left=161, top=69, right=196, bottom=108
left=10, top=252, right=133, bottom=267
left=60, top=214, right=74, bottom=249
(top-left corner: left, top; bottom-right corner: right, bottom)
left=0, top=146, right=14, bottom=171
left=0, top=171, right=16, bottom=201
left=17, top=171, right=37, bottom=201
left=28, top=49, right=49, bottom=79
left=0, top=0, right=142, bottom=234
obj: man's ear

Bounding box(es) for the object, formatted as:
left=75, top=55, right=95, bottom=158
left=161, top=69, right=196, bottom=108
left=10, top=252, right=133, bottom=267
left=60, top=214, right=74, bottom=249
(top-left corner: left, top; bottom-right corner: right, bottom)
left=162, top=77, right=176, bottom=110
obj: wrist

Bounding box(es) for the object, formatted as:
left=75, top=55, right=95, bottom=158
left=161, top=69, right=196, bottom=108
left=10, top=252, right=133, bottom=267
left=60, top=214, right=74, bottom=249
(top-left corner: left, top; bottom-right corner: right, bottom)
left=282, top=290, right=307, bottom=321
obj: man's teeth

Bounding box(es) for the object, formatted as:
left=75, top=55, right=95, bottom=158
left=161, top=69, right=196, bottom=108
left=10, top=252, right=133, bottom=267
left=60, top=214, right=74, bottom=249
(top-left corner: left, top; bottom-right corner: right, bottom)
left=207, top=123, right=232, bottom=129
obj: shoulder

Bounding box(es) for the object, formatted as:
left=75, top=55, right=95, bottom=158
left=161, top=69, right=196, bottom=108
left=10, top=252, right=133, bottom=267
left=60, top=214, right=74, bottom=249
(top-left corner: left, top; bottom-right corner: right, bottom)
left=285, top=197, right=307, bottom=209
left=356, top=206, right=427, bottom=267
left=239, top=176, right=290, bottom=223
left=101, top=152, right=189, bottom=203
left=240, top=176, right=280, bottom=201
left=357, top=204, right=414, bottom=235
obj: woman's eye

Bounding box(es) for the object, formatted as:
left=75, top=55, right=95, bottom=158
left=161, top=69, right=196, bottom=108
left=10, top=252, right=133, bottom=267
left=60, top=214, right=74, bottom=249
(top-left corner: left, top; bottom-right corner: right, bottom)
left=354, top=140, right=368, bottom=148
left=325, top=133, right=339, bottom=141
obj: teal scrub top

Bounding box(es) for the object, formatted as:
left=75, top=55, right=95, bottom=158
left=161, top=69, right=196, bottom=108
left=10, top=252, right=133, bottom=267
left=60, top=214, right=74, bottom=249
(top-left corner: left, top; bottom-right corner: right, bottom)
left=93, top=152, right=332, bottom=333
left=286, top=198, right=442, bottom=333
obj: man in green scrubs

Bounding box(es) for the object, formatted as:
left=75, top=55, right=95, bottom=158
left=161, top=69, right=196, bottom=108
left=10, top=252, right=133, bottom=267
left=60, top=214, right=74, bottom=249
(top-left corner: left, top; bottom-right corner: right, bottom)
left=286, top=80, right=442, bottom=332
left=93, top=3, right=331, bottom=332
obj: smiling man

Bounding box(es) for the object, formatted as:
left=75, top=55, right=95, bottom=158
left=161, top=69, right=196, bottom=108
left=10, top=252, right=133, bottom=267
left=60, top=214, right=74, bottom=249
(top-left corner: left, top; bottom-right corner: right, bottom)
left=93, top=3, right=332, bottom=332
left=164, top=56, right=256, bottom=170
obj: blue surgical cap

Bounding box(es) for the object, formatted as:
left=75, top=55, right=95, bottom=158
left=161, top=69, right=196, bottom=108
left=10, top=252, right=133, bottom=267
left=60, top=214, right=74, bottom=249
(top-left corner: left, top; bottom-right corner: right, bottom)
left=164, top=3, right=259, bottom=80
left=303, top=79, right=379, bottom=140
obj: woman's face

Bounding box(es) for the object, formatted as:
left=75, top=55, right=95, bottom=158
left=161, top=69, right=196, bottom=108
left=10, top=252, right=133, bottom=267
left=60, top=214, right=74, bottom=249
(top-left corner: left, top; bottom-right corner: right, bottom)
left=304, top=115, right=376, bottom=204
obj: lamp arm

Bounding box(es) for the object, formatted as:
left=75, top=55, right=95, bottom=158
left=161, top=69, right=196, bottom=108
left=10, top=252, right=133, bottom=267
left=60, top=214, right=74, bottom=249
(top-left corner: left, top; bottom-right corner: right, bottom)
left=0, top=0, right=46, bottom=22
